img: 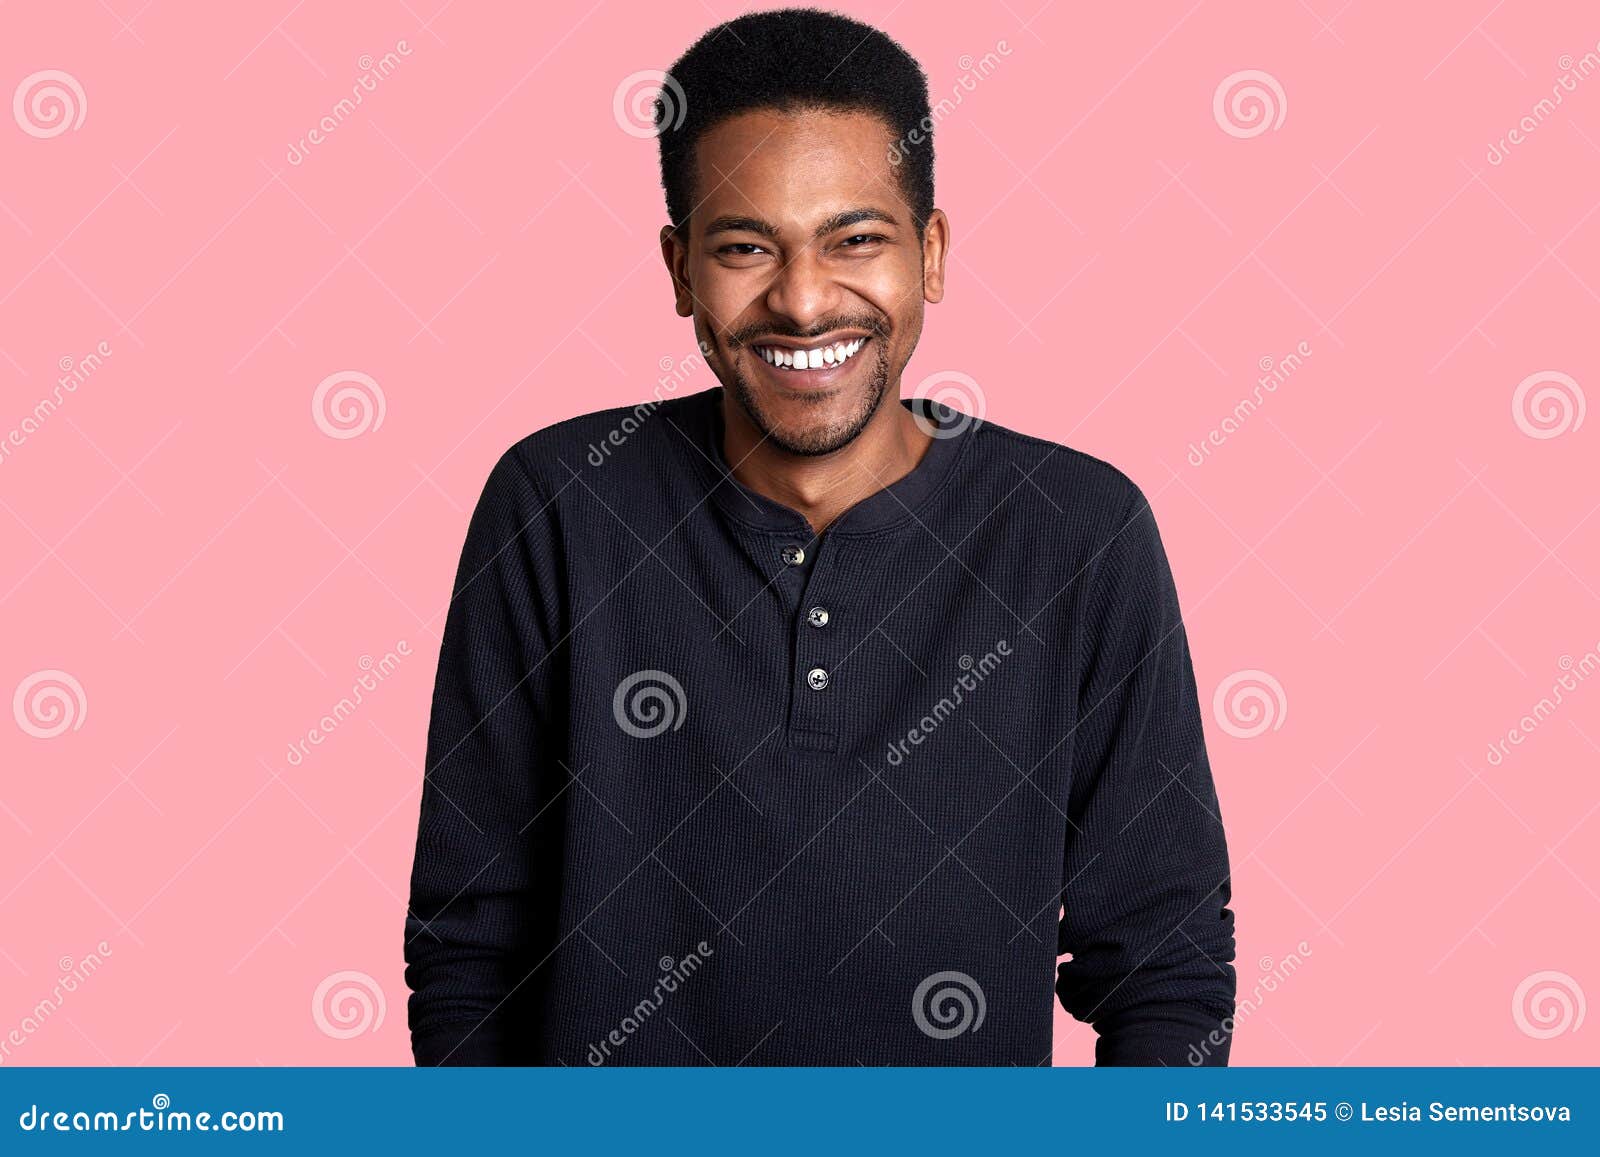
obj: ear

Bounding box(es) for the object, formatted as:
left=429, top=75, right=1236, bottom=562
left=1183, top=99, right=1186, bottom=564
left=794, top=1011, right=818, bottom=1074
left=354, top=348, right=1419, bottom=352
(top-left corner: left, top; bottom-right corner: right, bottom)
left=921, top=209, right=949, bottom=305
left=660, top=224, right=695, bottom=317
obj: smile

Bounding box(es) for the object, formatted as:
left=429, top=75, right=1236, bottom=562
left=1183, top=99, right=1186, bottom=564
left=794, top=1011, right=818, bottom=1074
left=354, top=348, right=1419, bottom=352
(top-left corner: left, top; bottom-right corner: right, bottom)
left=754, top=337, right=868, bottom=372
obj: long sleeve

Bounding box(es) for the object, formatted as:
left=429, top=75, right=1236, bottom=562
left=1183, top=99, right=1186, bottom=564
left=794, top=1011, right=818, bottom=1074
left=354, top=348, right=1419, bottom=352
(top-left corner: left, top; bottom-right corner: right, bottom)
left=403, top=446, right=568, bottom=1066
left=1056, top=482, right=1237, bottom=1066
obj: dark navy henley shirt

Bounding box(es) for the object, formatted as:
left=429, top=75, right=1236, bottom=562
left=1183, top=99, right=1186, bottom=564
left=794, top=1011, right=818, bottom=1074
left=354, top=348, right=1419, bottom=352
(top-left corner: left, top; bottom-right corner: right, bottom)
left=403, top=384, right=1237, bottom=1066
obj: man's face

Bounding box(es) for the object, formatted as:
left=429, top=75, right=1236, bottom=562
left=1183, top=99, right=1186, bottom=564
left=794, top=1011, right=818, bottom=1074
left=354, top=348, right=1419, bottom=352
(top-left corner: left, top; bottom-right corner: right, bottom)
left=661, top=108, right=947, bottom=456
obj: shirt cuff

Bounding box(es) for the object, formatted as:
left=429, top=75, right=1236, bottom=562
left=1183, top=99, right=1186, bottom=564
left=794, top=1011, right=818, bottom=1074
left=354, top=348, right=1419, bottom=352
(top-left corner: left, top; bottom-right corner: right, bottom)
left=411, top=1019, right=514, bottom=1066
left=1094, top=1003, right=1233, bottom=1067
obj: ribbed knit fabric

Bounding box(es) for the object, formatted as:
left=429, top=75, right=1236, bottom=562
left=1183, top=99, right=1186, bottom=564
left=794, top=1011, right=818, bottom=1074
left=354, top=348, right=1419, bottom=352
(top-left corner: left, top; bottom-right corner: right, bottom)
left=404, top=385, right=1236, bottom=1067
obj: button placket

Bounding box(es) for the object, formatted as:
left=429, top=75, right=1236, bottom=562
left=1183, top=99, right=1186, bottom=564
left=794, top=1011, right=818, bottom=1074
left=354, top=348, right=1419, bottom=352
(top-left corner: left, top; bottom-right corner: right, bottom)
left=787, top=537, right=840, bottom=739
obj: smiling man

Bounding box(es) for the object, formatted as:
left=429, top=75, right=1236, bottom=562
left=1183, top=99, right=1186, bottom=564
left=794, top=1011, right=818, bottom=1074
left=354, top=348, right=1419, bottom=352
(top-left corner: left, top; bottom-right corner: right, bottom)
left=404, top=7, right=1237, bottom=1067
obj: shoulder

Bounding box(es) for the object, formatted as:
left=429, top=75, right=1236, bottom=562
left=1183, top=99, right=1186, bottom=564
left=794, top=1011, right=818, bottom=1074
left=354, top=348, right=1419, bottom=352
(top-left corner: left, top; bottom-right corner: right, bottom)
left=964, top=413, right=1149, bottom=533
left=485, top=388, right=713, bottom=497
left=965, top=420, right=1181, bottom=630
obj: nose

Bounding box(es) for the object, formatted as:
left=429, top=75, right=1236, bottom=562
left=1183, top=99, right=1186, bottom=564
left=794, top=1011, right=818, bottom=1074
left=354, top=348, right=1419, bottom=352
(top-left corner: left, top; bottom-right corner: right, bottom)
left=762, top=242, right=841, bottom=332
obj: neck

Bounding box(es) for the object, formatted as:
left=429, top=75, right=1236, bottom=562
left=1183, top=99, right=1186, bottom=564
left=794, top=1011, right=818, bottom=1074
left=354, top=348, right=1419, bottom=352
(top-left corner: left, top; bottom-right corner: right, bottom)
left=722, top=393, right=933, bottom=535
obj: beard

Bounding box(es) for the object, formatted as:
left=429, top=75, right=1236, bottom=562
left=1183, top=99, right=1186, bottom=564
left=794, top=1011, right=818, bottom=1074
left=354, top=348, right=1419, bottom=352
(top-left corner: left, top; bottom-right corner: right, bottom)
left=703, top=319, right=894, bottom=457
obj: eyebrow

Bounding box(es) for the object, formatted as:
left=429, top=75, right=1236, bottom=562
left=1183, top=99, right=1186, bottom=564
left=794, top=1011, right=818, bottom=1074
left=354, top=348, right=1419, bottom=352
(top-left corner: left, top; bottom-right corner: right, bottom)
left=703, top=206, right=900, bottom=241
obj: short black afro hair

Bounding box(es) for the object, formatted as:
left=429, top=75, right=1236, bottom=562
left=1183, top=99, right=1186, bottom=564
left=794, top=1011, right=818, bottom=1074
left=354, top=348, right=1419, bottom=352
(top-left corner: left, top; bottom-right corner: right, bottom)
left=656, top=8, right=934, bottom=239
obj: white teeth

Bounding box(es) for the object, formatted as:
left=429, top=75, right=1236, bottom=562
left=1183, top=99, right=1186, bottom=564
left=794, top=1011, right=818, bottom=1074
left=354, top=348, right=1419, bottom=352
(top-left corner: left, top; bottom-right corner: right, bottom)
left=757, top=338, right=868, bottom=372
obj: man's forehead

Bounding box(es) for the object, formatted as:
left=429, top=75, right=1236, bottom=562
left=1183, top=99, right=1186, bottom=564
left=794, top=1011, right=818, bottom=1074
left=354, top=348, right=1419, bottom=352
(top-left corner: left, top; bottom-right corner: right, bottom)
left=699, top=105, right=892, bottom=148
left=690, top=108, right=905, bottom=234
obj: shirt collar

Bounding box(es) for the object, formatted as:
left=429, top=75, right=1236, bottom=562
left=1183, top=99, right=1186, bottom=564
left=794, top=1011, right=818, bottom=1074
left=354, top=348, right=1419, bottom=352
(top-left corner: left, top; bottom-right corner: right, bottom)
left=676, top=385, right=974, bottom=536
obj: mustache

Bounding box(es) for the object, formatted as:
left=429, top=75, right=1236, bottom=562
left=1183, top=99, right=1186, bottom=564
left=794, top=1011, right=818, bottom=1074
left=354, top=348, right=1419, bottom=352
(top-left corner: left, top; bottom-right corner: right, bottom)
left=726, top=316, right=888, bottom=347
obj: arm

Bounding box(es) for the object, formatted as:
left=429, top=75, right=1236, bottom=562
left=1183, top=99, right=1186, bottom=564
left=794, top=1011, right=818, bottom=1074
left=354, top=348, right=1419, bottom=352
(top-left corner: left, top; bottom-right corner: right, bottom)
left=403, top=446, right=566, bottom=1065
left=1056, top=483, right=1237, bottom=1066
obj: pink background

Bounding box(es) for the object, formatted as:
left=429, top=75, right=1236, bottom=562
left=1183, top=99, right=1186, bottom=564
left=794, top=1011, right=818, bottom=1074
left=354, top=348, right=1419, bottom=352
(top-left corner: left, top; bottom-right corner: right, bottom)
left=3, top=1, right=1597, bottom=1066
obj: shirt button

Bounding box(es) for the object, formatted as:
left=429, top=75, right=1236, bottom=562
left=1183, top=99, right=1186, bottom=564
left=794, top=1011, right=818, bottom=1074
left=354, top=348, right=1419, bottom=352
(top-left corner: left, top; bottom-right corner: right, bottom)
left=806, top=606, right=830, bottom=628
left=806, top=666, right=830, bottom=691
left=781, top=545, right=806, bottom=566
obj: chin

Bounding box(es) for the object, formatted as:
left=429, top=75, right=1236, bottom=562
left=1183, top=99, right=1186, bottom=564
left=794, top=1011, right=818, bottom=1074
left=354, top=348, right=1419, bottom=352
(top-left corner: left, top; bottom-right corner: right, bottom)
left=731, top=363, right=890, bottom=457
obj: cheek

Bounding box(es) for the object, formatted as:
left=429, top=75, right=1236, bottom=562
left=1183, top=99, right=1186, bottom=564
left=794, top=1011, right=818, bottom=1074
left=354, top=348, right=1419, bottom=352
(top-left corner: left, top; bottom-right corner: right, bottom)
left=859, top=258, right=922, bottom=318
left=689, top=267, right=755, bottom=330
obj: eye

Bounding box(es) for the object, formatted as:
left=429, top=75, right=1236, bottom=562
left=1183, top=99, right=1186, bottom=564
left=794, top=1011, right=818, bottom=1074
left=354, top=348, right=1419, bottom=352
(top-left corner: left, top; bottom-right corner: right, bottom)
left=718, top=242, right=769, bottom=256
left=839, top=233, right=887, bottom=248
